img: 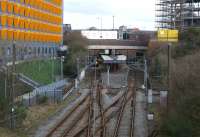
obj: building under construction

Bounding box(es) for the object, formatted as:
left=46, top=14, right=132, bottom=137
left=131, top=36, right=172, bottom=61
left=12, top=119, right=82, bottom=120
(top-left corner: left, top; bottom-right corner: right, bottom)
left=156, top=0, right=200, bottom=29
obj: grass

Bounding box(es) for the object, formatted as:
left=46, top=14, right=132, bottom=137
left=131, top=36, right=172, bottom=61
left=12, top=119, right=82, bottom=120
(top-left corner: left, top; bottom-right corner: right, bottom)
left=16, top=59, right=61, bottom=85
left=0, top=127, right=26, bottom=137
left=0, top=90, right=79, bottom=137
left=0, top=73, right=5, bottom=97
left=0, top=59, right=61, bottom=97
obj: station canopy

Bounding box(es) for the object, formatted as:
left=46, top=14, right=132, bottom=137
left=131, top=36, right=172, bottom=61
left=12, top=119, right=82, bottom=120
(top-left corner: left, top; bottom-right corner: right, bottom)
left=101, top=55, right=127, bottom=64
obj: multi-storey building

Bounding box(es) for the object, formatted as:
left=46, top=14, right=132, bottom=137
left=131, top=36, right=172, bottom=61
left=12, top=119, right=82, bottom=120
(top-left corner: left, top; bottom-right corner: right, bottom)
left=156, top=0, right=200, bottom=30
left=0, top=0, right=63, bottom=64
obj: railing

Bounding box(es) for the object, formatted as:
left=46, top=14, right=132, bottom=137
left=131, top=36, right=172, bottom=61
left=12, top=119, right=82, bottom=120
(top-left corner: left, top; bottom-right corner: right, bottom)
left=18, top=73, right=41, bottom=88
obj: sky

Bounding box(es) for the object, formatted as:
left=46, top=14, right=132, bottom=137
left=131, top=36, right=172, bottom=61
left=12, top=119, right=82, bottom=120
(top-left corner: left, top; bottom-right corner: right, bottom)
left=63, top=0, right=156, bottom=30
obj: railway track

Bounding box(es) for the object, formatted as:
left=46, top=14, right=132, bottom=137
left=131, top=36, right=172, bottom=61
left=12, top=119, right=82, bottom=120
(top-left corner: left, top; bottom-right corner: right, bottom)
left=112, top=86, right=129, bottom=137
left=70, top=89, right=128, bottom=137
left=62, top=88, right=95, bottom=137
left=45, top=90, right=136, bottom=137
left=45, top=92, right=90, bottom=137
left=129, top=80, right=136, bottom=137
left=86, top=89, right=92, bottom=137
left=93, top=86, right=134, bottom=137
left=97, top=84, right=106, bottom=137
left=44, top=67, right=137, bottom=137
left=111, top=79, right=136, bottom=137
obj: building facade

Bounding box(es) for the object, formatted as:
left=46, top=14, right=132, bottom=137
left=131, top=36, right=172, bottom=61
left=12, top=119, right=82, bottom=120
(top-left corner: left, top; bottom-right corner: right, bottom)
left=118, top=25, right=127, bottom=40
left=81, top=30, right=118, bottom=40
left=0, top=0, right=63, bottom=64
left=63, top=24, right=71, bottom=33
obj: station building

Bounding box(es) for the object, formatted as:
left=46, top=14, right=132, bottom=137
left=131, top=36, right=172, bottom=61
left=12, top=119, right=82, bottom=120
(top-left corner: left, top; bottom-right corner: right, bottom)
left=0, top=0, right=63, bottom=64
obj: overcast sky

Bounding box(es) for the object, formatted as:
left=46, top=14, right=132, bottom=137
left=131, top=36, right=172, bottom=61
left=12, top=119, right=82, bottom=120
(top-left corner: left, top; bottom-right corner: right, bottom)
left=63, top=0, right=156, bottom=30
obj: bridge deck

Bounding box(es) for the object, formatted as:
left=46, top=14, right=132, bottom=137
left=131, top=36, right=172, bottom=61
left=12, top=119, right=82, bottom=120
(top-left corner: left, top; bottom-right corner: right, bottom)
left=88, top=39, right=148, bottom=46
left=88, top=45, right=147, bottom=50
left=88, top=39, right=148, bottom=50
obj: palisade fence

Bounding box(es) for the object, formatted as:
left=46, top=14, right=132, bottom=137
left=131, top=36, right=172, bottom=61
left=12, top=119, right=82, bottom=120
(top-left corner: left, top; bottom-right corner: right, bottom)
left=0, top=80, right=76, bottom=128
left=0, top=90, right=63, bottom=128
left=17, top=79, right=75, bottom=106
left=16, top=90, right=63, bottom=106
left=0, top=63, right=87, bottom=128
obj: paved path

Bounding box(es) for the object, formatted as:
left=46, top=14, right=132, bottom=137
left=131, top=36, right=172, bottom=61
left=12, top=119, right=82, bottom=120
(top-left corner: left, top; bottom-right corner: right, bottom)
left=134, top=90, right=148, bottom=137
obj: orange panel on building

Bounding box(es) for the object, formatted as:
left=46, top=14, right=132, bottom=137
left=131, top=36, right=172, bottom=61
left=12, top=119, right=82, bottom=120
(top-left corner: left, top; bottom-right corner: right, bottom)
left=24, top=19, right=30, bottom=29
left=7, top=2, right=14, bottom=13
left=0, top=1, right=7, bottom=13
left=7, top=15, right=14, bottom=27
left=13, top=3, right=20, bottom=15
left=19, top=18, right=25, bottom=29
left=13, top=17, right=20, bottom=28
left=19, top=31, right=25, bottom=41
left=7, top=29, right=14, bottom=40
left=14, top=30, right=20, bottom=41
left=0, top=15, right=7, bottom=26
left=19, top=5, right=25, bottom=16
left=0, top=0, right=62, bottom=43
left=0, top=28, right=7, bottom=40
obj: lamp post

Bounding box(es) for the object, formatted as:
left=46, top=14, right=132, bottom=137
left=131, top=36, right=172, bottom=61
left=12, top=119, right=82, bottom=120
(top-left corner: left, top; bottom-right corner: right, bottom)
left=167, top=43, right=172, bottom=113
left=10, top=41, right=16, bottom=129
left=77, top=58, right=80, bottom=80
left=60, top=56, right=64, bottom=79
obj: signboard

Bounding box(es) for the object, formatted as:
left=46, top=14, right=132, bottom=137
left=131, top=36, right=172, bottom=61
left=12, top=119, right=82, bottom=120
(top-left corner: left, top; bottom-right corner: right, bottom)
left=157, top=29, right=179, bottom=42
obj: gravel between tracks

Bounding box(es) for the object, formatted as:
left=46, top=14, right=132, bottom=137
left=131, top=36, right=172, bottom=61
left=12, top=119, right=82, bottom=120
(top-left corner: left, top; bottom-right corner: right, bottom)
left=33, top=89, right=89, bottom=137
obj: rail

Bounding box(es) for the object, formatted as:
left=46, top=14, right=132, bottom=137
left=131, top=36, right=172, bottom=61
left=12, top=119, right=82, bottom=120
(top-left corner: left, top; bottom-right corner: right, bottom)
left=45, top=92, right=90, bottom=137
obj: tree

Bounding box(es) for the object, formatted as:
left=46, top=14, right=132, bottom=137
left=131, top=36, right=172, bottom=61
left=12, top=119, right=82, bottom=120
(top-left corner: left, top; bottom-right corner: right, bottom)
left=180, top=27, right=200, bottom=47
left=63, top=31, right=88, bottom=77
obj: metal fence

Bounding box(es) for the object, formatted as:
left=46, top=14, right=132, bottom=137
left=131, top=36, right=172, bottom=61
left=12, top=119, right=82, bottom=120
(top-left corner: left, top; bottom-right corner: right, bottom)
left=15, top=90, right=64, bottom=107
left=0, top=87, right=76, bottom=128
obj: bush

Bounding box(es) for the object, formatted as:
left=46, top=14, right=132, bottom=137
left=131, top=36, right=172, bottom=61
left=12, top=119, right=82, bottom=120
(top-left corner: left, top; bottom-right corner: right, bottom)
left=171, top=27, right=200, bottom=58
left=160, top=113, right=193, bottom=137
left=0, top=97, right=9, bottom=121
left=160, top=96, right=200, bottom=137
left=172, top=44, right=195, bottom=58
left=37, top=95, right=49, bottom=104
left=159, top=51, right=200, bottom=137
left=15, top=106, right=27, bottom=126
left=180, top=27, right=200, bottom=47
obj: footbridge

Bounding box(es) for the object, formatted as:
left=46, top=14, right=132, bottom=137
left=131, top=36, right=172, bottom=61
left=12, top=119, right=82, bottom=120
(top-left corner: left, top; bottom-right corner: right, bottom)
left=88, top=39, right=148, bottom=64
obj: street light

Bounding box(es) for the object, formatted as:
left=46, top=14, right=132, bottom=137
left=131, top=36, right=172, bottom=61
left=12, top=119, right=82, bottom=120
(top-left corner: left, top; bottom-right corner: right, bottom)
left=60, top=56, right=65, bottom=79
left=11, top=107, right=15, bottom=129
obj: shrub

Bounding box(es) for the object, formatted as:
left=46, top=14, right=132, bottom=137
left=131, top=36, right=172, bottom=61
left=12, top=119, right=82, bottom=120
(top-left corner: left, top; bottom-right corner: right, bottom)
left=15, top=106, right=27, bottom=126
left=172, top=44, right=195, bottom=58
left=37, top=95, right=49, bottom=104
left=160, top=113, right=193, bottom=137
left=160, top=96, right=200, bottom=137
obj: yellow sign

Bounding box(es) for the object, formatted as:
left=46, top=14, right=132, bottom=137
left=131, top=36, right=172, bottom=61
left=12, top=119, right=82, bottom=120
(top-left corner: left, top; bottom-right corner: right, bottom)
left=157, top=29, right=179, bottom=42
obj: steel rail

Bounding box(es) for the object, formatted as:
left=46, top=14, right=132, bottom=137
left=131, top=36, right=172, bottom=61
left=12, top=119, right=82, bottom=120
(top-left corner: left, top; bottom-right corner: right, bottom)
left=71, top=90, right=128, bottom=137
left=112, top=86, right=129, bottom=137
left=45, top=93, right=90, bottom=137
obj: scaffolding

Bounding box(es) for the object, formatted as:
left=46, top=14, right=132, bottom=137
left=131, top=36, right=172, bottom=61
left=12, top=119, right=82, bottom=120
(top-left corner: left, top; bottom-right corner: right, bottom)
left=156, top=0, right=200, bottom=30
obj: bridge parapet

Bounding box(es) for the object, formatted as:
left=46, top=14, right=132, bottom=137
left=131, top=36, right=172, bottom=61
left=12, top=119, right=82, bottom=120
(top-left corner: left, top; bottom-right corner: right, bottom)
left=88, top=39, right=148, bottom=47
